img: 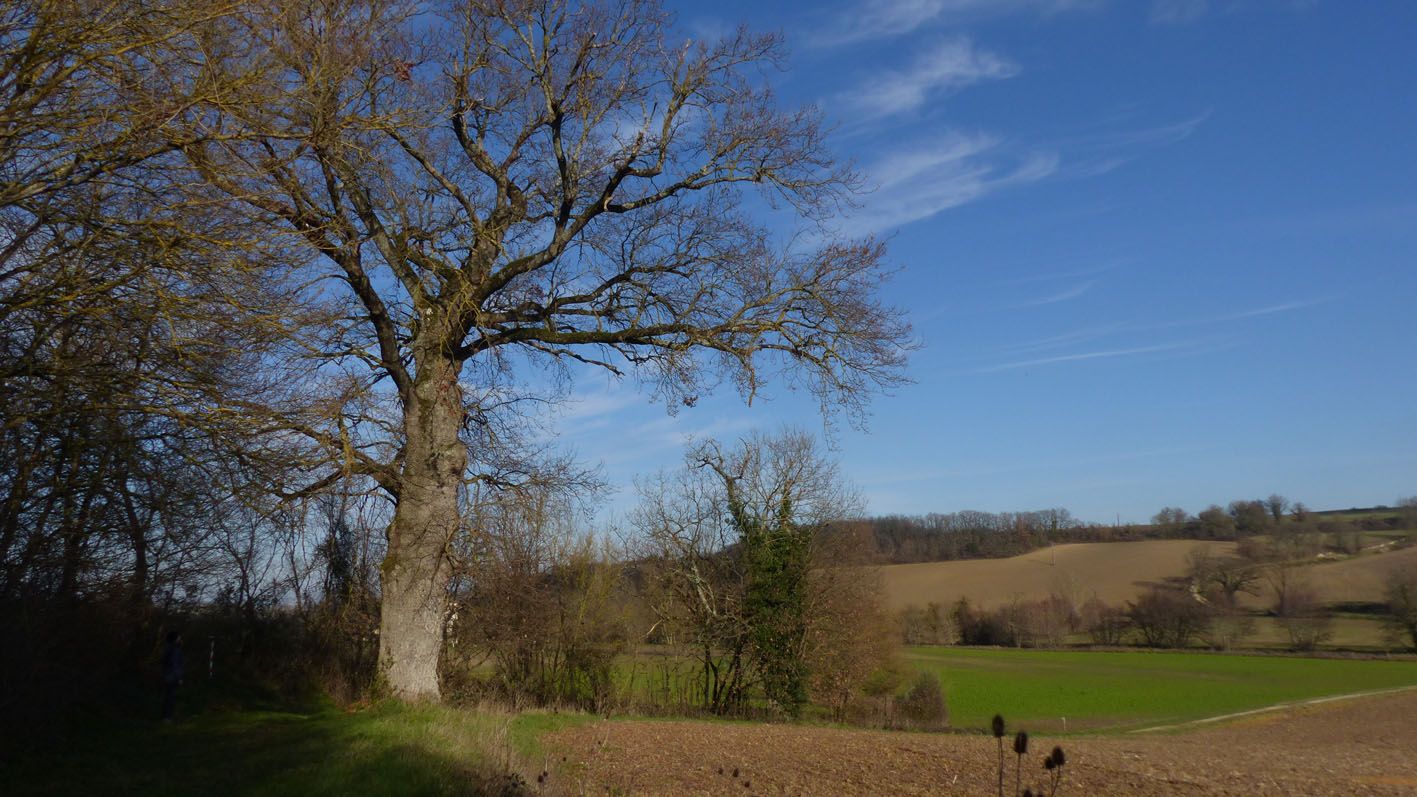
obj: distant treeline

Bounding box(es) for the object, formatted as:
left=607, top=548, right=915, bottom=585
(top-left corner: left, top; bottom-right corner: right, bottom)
left=853, top=496, right=1417, bottom=565
left=851, top=509, right=1146, bottom=564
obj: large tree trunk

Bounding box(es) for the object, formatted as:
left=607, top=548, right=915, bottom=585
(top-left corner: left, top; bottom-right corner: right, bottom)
left=378, top=349, right=467, bottom=701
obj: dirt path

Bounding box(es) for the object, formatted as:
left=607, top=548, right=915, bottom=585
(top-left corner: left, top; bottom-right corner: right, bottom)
left=1128, top=684, right=1417, bottom=734
left=547, top=691, right=1417, bottom=795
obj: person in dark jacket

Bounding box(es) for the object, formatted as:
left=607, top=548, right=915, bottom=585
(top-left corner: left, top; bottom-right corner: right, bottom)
left=160, top=631, right=184, bottom=721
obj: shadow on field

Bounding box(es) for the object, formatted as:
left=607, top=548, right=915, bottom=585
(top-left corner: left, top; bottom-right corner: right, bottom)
left=2, top=682, right=527, bottom=797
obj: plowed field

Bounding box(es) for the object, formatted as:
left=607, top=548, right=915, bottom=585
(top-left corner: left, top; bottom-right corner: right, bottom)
left=549, top=689, right=1417, bottom=795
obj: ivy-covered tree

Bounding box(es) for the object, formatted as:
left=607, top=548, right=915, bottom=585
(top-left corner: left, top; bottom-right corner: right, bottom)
left=637, top=430, right=866, bottom=717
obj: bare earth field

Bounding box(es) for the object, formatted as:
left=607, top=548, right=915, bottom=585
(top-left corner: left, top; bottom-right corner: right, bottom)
left=879, top=539, right=1417, bottom=613
left=878, top=540, right=1238, bottom=610
left=550, top=689, right=1417, bottom=795
left=1249, top=544, right=1417, bottom=607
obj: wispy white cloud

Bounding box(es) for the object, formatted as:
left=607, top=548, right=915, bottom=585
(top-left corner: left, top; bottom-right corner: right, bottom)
left=1150, top=0, right=1209, bottom=24
left=976, top=340, right=1216, bottom=372
left=851, top=111, right=1208, bottom=237
left=995, top=323, right=1129, bottom=354
left=994, top=261, right=1124, bottom=287
left=839, top=37, right=1018, bottom=117
left=1081, top=111, right=1212, bottom=149
left=845, top=133, right=1058, bottom=234
left=812, top=0, right=1104, bottom=47
left=978, top=296, right=1328, bottom=358
left=856, top=444, right=1218, bottom=486
left=1010, top=281, right=1094, bottom=309
left=591, top=414, right=757, bottom=467
left=1150, top=0, right=1318, bottom=26
left=1056, top=111, right=1211, bottom=176
left=1211, top=300, right=1321, bottom=321
left=1150, top=297, right=1335, bottom=329
left=683, top=16, right=733, bottom=43
left=553, top=387, right=640, bottom=425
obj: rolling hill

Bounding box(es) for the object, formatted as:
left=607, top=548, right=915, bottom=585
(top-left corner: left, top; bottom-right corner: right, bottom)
left=878, top=540, right=1236, bottom=610
left=878, top=538, right=1416, bottom=611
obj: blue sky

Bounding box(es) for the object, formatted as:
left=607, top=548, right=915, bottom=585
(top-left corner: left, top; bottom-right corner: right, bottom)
left=543, top=0, right=1417, bottom=524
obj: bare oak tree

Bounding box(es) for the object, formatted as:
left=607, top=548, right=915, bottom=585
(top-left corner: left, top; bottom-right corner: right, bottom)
left=161, top=0, right=910, bottom=698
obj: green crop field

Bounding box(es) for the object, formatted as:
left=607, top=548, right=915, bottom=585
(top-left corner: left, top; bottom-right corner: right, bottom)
left=908, top=646, right=1417, bottom=734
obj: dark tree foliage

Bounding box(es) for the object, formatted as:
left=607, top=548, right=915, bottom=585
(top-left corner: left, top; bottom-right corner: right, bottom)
left=1385, top=567, right=1417, bottom=652
left=855, top=510, right=1088, bottom=564
left=1127, top=587, right=1211, bottom=648
left=739, top=496, right=811, bottom=717
left=895, top=671, right=947, bottom=729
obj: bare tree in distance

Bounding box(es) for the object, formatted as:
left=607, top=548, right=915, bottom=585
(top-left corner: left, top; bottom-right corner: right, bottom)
left=1228, top=500, right=1271, bottom=534
left=1196, top=505, right=1236, bottom=538
left=157, top=0, right=911, bottom=699
left=1386, top=567, right=1417, bottom=651
left=1398, top=497, right=1417, bottom=531
left=1187, top=546, right=1261, bottom=607
left=1265, top=494, right=1289, bottom=524
left=1151, top=507, right=1190, bottom=531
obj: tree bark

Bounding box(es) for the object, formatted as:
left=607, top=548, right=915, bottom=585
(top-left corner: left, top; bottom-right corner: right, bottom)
left=378, top=347, right=466, bottom=700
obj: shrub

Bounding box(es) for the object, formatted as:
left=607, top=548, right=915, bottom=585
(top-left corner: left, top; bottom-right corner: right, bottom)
left=1276, top=585, right=1333, bottom=651
left=895, top=671, right=948, bottom=729
left=899, top=602, right=958, bottom=645
left=1199, top=612, right=1254, bottom=651
left=1387, top=566, right=1417, bottom=651
left=1079, top=598, right=1128, bottom=646
left=1127, top=587, right=1210, bottom=648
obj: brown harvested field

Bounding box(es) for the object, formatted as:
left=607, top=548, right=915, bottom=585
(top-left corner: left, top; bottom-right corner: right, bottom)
left=550, top=689, right=1417, bottom=795
left=1247, top=543, right=1417, bottom=607
left=879, top=539, right=1417, bottom=612
left=878, top=540, right=1237, bottom=610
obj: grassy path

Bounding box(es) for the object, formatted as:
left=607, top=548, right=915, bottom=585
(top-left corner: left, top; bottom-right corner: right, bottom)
left=1127, top=682, right=1417, bottom=733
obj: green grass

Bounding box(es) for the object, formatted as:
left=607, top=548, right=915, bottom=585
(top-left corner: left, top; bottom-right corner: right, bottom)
left=3, top=681, right=591, bottom=796
left=1243, top=614, right=1398, bottom=650
left=12, top=650, right=1417, bottom=793
left=908, top=646, right=1417, bottom=734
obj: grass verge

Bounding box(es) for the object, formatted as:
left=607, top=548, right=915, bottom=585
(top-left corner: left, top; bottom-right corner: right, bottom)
left=2, top=680, right=592, bottom=796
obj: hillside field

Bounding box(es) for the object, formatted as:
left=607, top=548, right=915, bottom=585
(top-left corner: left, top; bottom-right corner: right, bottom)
left=1244, top=543, right=1417, bottom=607
left=880, top=538, right=1417, bottom=613
left=879, top=540, right=1237, bottom=610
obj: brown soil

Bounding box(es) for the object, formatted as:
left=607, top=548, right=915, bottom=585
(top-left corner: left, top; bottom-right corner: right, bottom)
left=1242, top=543, right=1417, bottom=609
left=547, top=691, right=1417, bottom=795
left=876, top=539, right=1417, bottom=613
left=878, top=540, right=1238, bottom=610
